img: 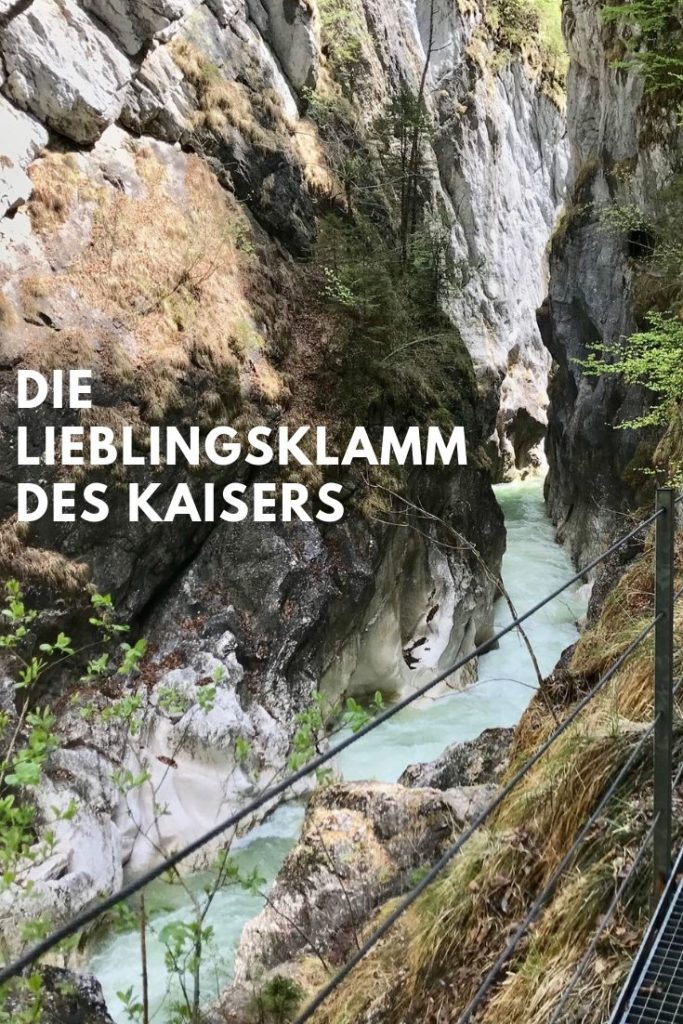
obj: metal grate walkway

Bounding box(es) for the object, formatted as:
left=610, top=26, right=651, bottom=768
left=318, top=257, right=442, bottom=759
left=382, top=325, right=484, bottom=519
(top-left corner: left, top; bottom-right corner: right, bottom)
left=612, top=850, right=683, bottom=1024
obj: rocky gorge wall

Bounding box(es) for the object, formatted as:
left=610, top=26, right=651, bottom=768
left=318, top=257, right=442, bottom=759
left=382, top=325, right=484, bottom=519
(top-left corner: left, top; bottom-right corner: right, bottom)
left=420, top=1, right=567, bottom=478
left=229, top=7, right=683, bottom=1022
left=541, top=0, right=683, bottom=564
left=0, top=0, right=564, bottom=941
left=348, top=0, right=568, bottom=478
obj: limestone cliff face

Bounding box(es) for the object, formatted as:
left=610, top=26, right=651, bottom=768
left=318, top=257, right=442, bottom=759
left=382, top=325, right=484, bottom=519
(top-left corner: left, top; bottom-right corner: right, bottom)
left=0, top=0, right=505, bottom=705
left=335, top=0, right=567, bottom=477
left=0, top=0, right=561, bottom=928
left=541, top=0, right=683, bottom=564
left=419, top=1, right=567, bottom=478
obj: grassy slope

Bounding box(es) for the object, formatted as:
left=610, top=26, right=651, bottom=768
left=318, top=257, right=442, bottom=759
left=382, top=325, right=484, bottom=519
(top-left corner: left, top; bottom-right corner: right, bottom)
left=295, top=529, right=683, bottom=1023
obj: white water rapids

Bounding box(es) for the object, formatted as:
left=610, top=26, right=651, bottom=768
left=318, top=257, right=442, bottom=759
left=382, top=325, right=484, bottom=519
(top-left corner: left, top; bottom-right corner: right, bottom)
left=89, top=478, right=588, bottom=1021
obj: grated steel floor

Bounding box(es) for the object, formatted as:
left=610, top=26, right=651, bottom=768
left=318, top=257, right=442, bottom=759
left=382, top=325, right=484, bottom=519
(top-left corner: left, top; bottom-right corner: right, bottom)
left=611, top=852, right=683, bottom=1024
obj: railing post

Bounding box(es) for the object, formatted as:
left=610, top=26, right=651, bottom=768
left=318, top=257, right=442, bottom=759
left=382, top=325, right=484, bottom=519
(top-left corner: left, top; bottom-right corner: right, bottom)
left=654, top=487, right=675, bottom=902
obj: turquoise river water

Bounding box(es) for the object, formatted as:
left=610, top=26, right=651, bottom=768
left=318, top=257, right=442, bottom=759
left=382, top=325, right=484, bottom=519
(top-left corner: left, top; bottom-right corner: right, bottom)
left=90, top=477, right=588, bottom=1021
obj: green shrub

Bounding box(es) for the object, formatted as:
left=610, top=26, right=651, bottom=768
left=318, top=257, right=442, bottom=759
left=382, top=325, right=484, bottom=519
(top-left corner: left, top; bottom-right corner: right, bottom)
left=317, top=212, right=477, bottom=436
left=579, top=313, right=683, bottom=430
left=487, top=0, right=567, bottom=75
left=250, top=975, right=305, bottom=1023
left=317, top=0, right=369, bottom=97
left=601, top=0, right=683, bottom=95
left=578, top=312, right=683, bottom=484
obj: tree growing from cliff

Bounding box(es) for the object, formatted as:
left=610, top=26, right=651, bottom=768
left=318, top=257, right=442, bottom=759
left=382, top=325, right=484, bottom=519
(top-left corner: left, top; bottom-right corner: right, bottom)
left=317, top=0, right=369, bottom=99
left=312, top=0, right=439, bottom=264
left=602, top=0, right=683, bottom=97
left=372, top=85, right=433, bottom=266
left=579, top=314, right=683, bottom=483
left=398, top=0, right=437, bottom=265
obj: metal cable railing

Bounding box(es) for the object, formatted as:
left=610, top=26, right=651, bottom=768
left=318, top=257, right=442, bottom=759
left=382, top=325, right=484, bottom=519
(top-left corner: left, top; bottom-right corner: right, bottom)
left=545, top=664, right=683, bottom=1024
left=0, top=495, right=679, bottom=1024
left=0, top=506, right=665, bottom=987
left=462, top=561, right=683, bottom=1024
left=292, top=616, right=661, bottom=1024
left=290, top=493, right=681, bottom=1024
left=457, top=719, right=658, bottom=1024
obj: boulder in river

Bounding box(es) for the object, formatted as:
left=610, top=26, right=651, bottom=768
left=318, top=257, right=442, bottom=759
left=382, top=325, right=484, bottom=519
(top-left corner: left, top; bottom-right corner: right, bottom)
left=217, top=778, right=497, bottom=1017
left=399, top=726, right=514, bottom=790
left=6, top=967, right=115, bottom=1024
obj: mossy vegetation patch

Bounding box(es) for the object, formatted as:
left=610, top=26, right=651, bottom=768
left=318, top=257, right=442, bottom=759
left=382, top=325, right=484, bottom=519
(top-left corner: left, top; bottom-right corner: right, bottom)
left=315, top=0, right=371, bottom=98
left=482, top=0, right=568, bottom=99
left=15, top=143, right=278, bottom=425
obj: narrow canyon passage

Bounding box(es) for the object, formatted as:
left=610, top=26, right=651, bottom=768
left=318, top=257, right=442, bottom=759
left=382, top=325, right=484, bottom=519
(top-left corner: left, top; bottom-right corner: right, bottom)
left=1, top=0, right=680, bottom=1018
left=90, top=477, right=588, bottom=1022
left=335, top=477, right=588, bottom=782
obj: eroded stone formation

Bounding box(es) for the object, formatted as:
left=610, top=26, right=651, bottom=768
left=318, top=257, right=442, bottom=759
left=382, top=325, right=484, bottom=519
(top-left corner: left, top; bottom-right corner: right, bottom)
left=0, top=0, right=565, bottom=967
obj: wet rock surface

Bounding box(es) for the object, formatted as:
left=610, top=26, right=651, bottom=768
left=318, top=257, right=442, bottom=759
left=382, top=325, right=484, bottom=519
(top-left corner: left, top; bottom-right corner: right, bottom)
left=217, top=777, right=497, bottom=1016
left=399, top=725, right=514, bottom=790
left=8, top=967, right=115, bottom=1024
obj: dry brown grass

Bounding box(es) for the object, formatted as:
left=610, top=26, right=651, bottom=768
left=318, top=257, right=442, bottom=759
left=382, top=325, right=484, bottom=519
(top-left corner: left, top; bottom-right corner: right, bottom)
left=18, top=276, right=52, bottom=323
left=300, top=892, right=416, bottom=1024
left=0, top=291, right=19, bottom=329
left=0, top=520, right=90, bottom=598
left=170, top=39, right=337, bottom=201
left=570, top=534, right=683, bottom=721
left=483, top=861, right=641, bottom=1024
left=302, top=533, right=683, bottom=1024
left=27, top=152, right=95, bottom=234
left=499, top=728, right=631, bottom=854
left=170, top=40, right=286, bottom=152
left=311, top=726, right=653, bottom=1024
left=292, top=120, right=336, bottom=197
left=246, top=356, right=285, bottom=405
left=22, top=144, right=274, bottom=423
left=23, top=328, right=94, bottom=373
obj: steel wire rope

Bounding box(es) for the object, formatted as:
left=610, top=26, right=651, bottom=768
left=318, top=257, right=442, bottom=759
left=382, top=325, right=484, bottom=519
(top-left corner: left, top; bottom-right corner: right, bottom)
left=290, top=616, right=661, bottom=1023
left=0, top=510, right=666, bottom=987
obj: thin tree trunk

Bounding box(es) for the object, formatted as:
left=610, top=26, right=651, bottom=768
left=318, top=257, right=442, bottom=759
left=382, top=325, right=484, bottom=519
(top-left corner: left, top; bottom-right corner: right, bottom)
left=192, top=922, right=202, bottom=1024
left=139, top=893, right=149, bottom=1024
left=400, top=124, right=410, bottom=265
